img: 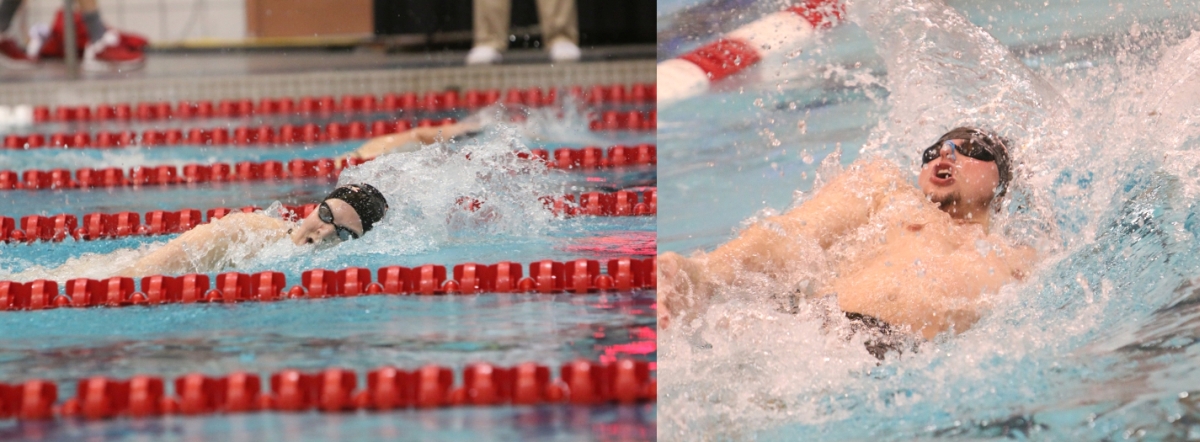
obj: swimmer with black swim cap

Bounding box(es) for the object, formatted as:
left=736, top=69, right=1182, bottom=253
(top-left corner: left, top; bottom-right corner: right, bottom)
left=659, top=126, right=1037, bottom=352
left=117, top=183, right=389, bottom=277
left=289, top=183, right=389, bottom=245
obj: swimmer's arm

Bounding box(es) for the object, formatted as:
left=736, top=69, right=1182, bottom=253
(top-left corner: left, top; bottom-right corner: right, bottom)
left=119, top=213, right=285, bottom=277
left=704, top=159, right=905, bottom=284
left=341, top=121, right=482, bottom=166
left=656, top=160, right=905, bottom=327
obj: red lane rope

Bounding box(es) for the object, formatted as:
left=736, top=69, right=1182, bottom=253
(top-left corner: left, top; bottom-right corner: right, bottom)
left=3, top=110, right=654, bottom=151
left=0, top=358, right=656, bottom=420
left=28, top=84, right=656, bottom=125
left=0, top=188, right=657, bottom=243
left=587, top=109, right=656, bottom=132
left=0, top=144, right=657, bottom=191
left=0, top=257, right=658, bottom=311
left=5, top=117, right=455, bottom=150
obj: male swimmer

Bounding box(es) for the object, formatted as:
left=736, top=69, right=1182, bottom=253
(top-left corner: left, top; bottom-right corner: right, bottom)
left=658, top=127, right=1037, bottom=347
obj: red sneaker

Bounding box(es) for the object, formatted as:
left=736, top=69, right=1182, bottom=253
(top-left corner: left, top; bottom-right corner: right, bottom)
left=83, top=30, right=143, bottom=71
left=32, top=11, right=149, bottom=58
left=0, top=37, right=35, bottom=68
left=31, top=9, right=87, bottom=59
left=117, top=31, right=148, bottom=51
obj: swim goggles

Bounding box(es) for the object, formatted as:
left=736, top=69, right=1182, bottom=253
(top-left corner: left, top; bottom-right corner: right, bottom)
left=921, top=139, right=996, bottom=165
left=318, top=201, right=360, bottom=241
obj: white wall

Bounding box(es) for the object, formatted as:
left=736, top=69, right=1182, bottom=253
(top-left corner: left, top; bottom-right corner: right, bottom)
left=18, top=0, right=246, bottom=45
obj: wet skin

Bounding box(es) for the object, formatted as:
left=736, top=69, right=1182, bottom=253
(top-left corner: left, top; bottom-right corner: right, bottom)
left=119, top=199, right=364, bottom=277
left=658, top=141, right=1035, bottom=339
left=288, top=198, right=364, bottom=246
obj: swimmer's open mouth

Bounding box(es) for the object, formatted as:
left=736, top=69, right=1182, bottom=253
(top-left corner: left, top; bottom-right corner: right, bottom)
left=931, top=163, right=954, bottom=184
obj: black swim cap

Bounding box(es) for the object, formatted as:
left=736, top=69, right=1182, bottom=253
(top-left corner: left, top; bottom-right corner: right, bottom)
left=934, top=127, right=1013, bottom=198
left=324, top=183, right=388, bottom=232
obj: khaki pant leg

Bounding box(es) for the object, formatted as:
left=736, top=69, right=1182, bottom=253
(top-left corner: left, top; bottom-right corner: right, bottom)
left=474, top=0, right=511, bottom=51
left=535, top=0, right=578, bottom=47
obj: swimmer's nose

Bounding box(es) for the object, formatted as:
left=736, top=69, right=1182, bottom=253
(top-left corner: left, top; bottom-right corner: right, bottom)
left=312, top=224, right=336, bottom=243
left=939, top=142, right=958, bottom=162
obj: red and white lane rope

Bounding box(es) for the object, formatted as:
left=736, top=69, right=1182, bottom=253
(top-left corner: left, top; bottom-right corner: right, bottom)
left=22, top=83, right=656, bottom=125
left=0, top=358, right=656, bottom=421
left=0, top=257, right=658, bottom=311
left=0, top=145, right=657, bottom=192
left=657, top=0, right=844, bottom=106
left=0, top=188, right=657, bottom=243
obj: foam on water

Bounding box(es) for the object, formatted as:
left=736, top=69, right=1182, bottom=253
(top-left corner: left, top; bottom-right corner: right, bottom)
left=334, top=120, right=563, bottom=252
left=660, top=0, right=1200, bottom=439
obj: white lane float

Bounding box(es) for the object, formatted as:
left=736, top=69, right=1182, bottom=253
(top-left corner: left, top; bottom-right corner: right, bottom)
left=657, top=0, right=845, bottom=107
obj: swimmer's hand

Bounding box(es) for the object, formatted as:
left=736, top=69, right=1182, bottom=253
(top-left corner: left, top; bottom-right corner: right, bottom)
left=657, top=251, right=714, bottom=330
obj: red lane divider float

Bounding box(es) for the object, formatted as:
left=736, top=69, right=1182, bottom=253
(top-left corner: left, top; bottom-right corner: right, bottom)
left=588, top=109, right=656, bottom=132
left=4, top=118, right=453, bottom=150
left=0, top=188, right=656, bottom=243
left=0, top=257, right=657, bottom=311
left=0, top=158, right=340, bottom=192
left=6, top=108, right=654, bottom=151
left=0, top=144, right=656, bottom=191
left=28, top=84, right=656, bottom=125
left=0, top=358, right=655, bottom=421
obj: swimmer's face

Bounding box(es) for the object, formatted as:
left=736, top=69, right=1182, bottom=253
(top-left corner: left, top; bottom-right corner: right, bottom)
left=918, top=139, right=1001, bottom=211
left=289, top=198, right=364, bottom=246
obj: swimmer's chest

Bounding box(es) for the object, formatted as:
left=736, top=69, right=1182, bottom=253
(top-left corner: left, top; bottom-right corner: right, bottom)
left=834, top=219, right=1012, bottom=304
left=879, top=201, right=983, bottom=251
left=836, top=209, right=993, bottom=270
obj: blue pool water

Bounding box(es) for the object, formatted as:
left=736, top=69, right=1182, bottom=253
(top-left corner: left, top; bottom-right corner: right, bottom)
left=659, top=0, right=1200, bottom=440
left=0, top=103, right=656, bottom=439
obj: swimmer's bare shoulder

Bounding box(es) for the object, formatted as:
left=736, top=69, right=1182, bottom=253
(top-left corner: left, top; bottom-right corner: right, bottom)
left=120, top=212, right=287, bottom=277
left=657, top=158, right=910, bottom=328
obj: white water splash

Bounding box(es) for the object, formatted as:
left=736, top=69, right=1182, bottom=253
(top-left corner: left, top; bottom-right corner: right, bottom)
left=660, top=0, right=1200, bottom=439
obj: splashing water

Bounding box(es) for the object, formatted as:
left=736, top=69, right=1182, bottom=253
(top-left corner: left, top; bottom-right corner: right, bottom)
left=0, top=122, right=571, bottom=281
left=660, top=0, right=1200, bottom=439
left=336, top=121, right=563, bottom=251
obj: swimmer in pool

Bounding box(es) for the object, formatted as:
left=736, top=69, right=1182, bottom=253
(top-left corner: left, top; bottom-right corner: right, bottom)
left=658, top=127, right=1038, bottom=342
left=118, top=121, right=485, bottom=278
left=118, top=183, right=389, bottom=277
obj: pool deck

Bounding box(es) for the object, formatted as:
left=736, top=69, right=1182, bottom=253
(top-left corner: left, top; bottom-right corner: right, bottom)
left=0, top=45, right=656, bottom=106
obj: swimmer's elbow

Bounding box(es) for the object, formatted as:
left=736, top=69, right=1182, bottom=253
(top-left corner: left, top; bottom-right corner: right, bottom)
left=414, top=127, right=441, bottom=144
